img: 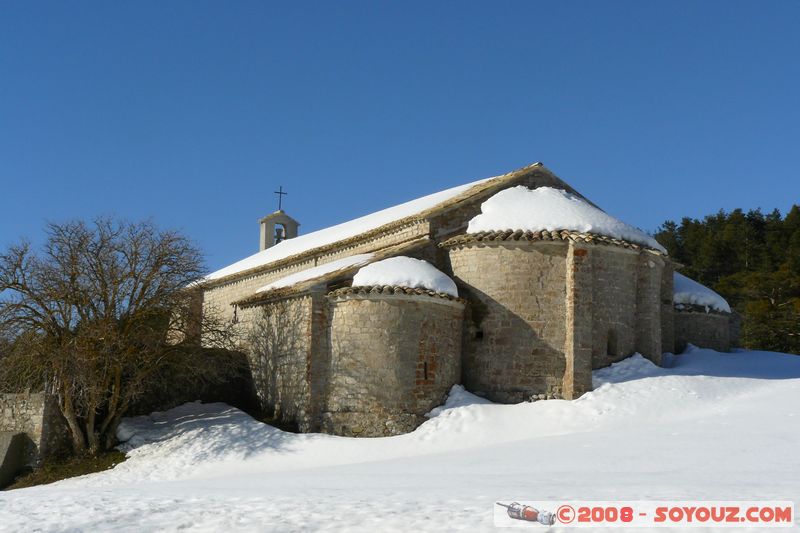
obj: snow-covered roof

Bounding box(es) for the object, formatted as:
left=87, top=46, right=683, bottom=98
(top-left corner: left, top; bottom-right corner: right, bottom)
left=673, top=273, right=731, bottom=313
left=255, top=254, right=374, bottom=294
left=206, top=173, right=499, bottom=281
left=467, top=186, right=666, bottom=253
left=352, top=256, right=458, bottom=297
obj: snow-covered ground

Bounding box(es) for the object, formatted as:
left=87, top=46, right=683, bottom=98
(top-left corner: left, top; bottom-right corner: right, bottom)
left=1, top=346, right=799, bottom=532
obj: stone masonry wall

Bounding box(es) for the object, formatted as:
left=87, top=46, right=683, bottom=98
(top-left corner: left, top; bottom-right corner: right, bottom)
left=660, top=260, right=676, bottom=355
left=564, top=243, right=593, bottom=399
left=204, top=257, right=315, bottom=326
left=237, top=296, right=315, bottom=430
left=448, top=242, right=568, bottom=402
left=674, top=311, right=731, bottom=353
left=307, top=290, right=331, bottom=431
left=202, top=220, right=431, bottom=331
left=634, top=252, right=665, bottom=365
left=323, top=293, right=463, bottom=437
left=0, top=393, right=69, bottom=463
left=0, top=393, right=45, bottom=463
left=589, top=247, right=639, bottom=369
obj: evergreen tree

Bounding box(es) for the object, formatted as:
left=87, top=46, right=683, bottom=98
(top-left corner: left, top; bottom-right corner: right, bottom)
left=656, top=204, right=800, bottom=354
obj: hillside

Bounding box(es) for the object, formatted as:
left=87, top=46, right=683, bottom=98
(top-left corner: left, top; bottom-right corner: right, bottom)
left=1, top=347, right=799, bottom=531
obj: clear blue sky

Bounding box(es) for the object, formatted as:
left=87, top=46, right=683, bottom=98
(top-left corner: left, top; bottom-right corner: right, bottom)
left=2, top=2, right=798, bottom=271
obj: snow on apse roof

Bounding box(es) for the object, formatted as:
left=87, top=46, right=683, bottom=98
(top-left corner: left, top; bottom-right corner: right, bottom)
left=352, top=256, right=458, bottom=297
left=466, top=186, right=667, bottom=253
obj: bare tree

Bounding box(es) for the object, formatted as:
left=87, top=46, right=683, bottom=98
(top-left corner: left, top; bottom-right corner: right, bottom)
left=0, top=218, right=236, bottom=455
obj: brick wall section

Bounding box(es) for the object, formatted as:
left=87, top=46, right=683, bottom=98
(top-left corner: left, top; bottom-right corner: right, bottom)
left=564, top=243, right=593, bottom=399
left=674, top=311, right=731, bottom=352
left=323, top=293, right=463, bottom=437
left=635, top=252, right=665, bottom=365
left=0, top=393, right=70, bottom=463
left=448, top=241, right=568, bottom=402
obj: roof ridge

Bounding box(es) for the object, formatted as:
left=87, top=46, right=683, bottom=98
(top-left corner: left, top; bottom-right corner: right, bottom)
left=204, top=162, right=548, bottom=286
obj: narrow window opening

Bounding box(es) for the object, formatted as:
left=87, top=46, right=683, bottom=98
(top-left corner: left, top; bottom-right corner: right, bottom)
left=232, top=304, right=239, bottom=324
left=423, top=361, right=429, bottom=380
left=475, top=330, right=484, bottom=340
left=607, top=329, right=618, bottom=356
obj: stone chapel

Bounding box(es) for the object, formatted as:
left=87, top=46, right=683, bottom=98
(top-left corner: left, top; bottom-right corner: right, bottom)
left=197, top=162, right=736, bottom=437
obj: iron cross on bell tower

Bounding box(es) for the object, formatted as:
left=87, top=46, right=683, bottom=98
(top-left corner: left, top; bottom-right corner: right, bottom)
left=258, top=186, right=299, bottom=251
left=274, top=185, right=288, bottom=211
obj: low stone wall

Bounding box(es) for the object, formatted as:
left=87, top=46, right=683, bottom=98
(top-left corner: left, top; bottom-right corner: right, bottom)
left=674, top=309, right=731, bottom=352
left=0, top=393, right=69, bottom=464
left=0, top=432, right=28, bottom=488
left=323, top=291, right=463, bottom=436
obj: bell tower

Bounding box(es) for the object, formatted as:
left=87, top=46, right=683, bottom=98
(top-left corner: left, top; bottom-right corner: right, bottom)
left=259, top=186, right=300, bottom=251
left=259, top=210, right=300, bottom=250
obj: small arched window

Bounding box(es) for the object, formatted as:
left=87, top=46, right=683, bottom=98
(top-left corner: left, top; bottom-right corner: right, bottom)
left=274, top=223, right=287, bottom=244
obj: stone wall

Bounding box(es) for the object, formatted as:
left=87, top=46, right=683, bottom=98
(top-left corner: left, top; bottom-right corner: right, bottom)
left=0, top=393, right=45, bottom=463
left=634, top=252, right=664, bottom=364
left=729, top=310, right=742, bottom=348
left=674, top=310, right=731, bottom=352
left=237, top=295, right=316, bottom=430
left=0, top=393, right=70, bottom=464
left=202, top=220, right=431, bottom=328
left=323, top=292, right=463, bottom=436
left=203, top=257, right=316, bottom=325
left=660, top=260, right=676, bottom=355
left=589, top=247, right=639, bottom=368
left=448, top=241, right=568, bottom=402
left=564, top=243, right=593, bottom=399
